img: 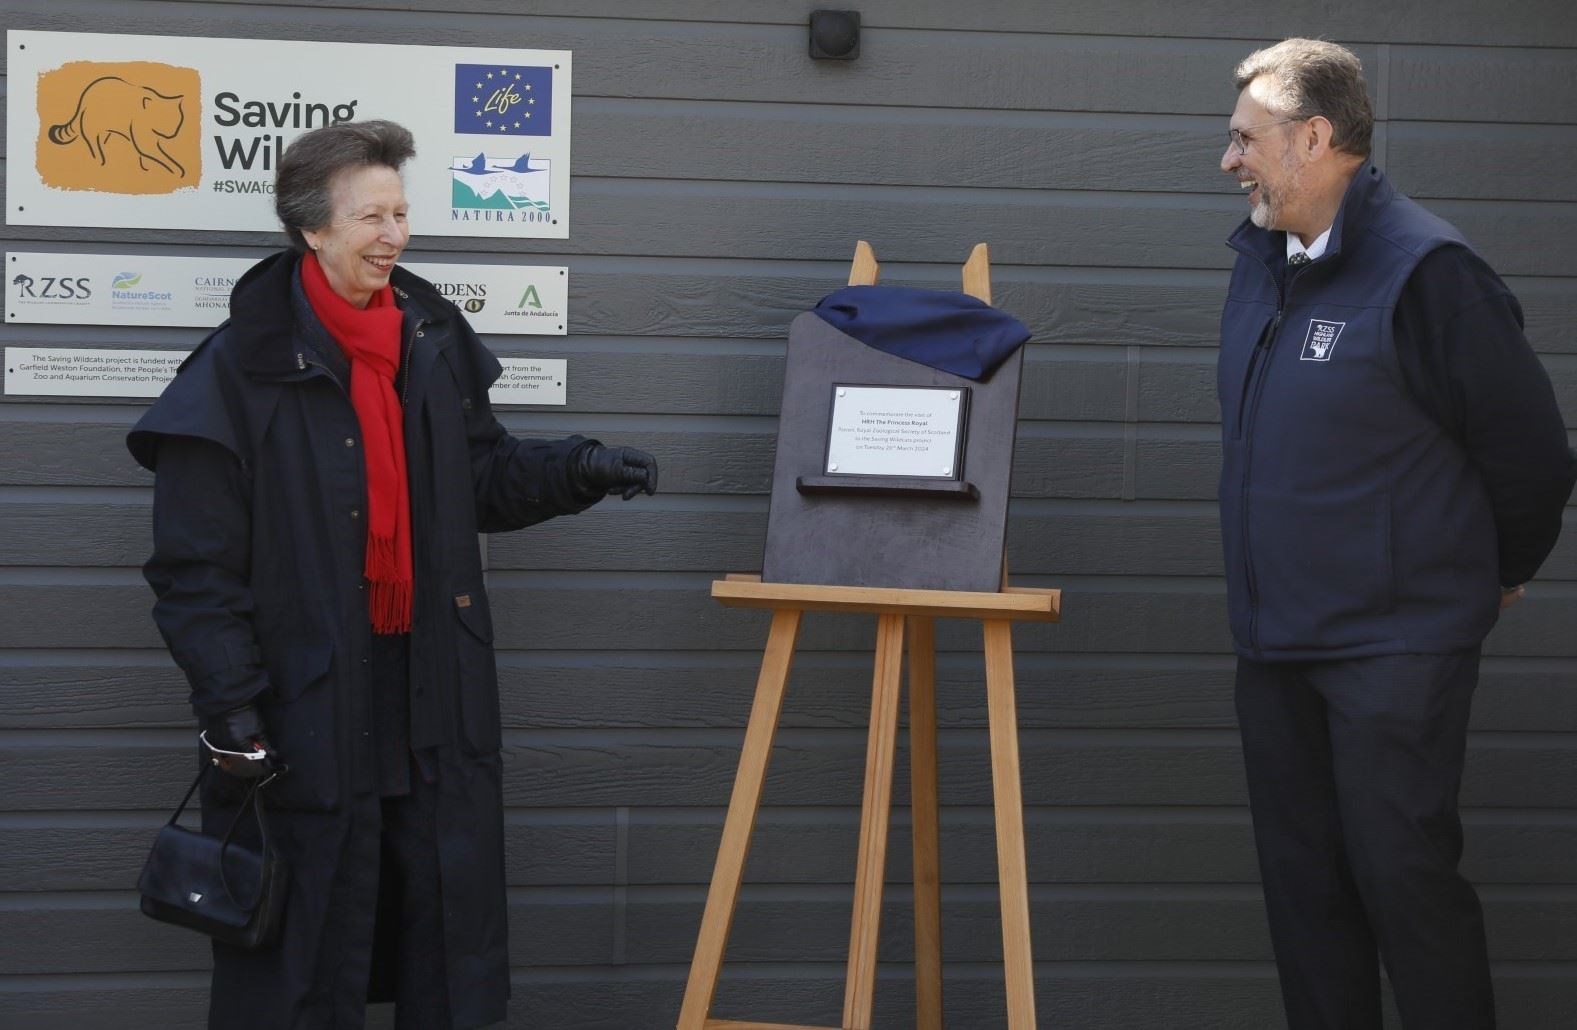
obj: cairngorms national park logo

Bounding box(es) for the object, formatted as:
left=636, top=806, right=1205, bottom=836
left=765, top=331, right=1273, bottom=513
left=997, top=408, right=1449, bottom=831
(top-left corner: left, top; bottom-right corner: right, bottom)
left=36, top=60, right=201, bottom=195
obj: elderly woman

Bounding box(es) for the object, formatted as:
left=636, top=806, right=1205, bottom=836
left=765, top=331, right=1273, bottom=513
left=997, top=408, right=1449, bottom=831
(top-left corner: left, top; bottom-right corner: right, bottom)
left=128, top=120, right=656, bottom=1029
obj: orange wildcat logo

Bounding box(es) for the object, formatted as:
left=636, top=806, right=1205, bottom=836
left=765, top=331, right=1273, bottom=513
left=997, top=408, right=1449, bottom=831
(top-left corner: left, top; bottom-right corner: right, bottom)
left=36, top=61, right=201, bottom=194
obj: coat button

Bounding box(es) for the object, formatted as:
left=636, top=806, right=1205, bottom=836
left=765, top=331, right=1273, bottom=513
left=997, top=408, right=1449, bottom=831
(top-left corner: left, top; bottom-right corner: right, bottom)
left=416, top=330, right=425, bottom=338
left=461, top=398, right=472, bottom=410
left=350, top=508, right=360, bottom=519
left=345, top=437, right=356, bottom=447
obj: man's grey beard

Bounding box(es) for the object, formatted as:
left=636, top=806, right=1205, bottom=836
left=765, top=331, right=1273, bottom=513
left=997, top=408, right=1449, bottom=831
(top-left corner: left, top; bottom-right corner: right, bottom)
left=1250, top=192, right=1274, bottom=229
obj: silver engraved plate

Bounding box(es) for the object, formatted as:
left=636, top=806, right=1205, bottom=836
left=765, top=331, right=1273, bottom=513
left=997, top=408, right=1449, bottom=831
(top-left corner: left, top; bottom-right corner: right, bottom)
left=825, top=385, right=965, bottom=478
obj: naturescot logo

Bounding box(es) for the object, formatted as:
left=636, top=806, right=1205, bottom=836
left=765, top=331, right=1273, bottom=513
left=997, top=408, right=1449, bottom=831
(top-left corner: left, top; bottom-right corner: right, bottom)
left=36, top=60, right=202, bottom=195
left=111, top=270, right=173, bottom=311
left=450, top=153, right=552, bottom=225
left=454, top=64, right=553, bottom=137
left=1300, top=318, right=1346, bottom=362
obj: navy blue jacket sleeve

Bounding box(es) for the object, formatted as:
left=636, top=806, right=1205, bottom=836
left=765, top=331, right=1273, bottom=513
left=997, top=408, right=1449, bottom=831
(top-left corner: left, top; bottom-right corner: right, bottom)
left=1393, top=246, right=1577, bottom=586
left=445, top=316, right=599, bottom=532
left=143, top=435, right=271, bottom=716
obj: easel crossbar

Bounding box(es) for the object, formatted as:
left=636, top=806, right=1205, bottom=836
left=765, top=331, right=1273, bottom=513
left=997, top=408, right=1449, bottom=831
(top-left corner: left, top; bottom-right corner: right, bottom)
left=714, top=575, right=1059, bottom=622
left=709, top=1015, right=845, bottom=1022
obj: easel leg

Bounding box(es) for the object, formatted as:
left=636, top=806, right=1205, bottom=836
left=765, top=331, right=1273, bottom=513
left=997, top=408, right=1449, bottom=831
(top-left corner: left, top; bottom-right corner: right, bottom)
left=677, top=609, right=802, bottom=1029
left=908, top=616, right=944, bottom=1030
left=983, top=619, right=1037, bottom=1029
left=843, top=613, right=907, bottom=1030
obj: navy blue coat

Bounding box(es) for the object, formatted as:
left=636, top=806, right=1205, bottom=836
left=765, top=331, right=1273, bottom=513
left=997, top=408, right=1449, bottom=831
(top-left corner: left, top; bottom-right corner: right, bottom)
left=129, top=250, right=596, bottom=1027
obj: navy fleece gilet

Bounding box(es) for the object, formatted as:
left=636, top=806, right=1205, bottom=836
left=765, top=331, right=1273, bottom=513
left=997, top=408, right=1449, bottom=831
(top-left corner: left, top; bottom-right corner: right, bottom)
left=1218, top=165, right=1500, bottom=660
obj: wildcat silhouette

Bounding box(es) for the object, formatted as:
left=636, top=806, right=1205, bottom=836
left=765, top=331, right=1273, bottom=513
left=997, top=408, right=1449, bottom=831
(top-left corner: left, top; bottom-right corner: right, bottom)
left=47, top=77, right=187, bottom=176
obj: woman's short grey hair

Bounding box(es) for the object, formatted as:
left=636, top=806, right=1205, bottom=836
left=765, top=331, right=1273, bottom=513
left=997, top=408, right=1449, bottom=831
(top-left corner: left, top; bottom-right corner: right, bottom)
left=274, top=120, right=416, bottom=252
left=1233, top=38, right=1373, bottom=159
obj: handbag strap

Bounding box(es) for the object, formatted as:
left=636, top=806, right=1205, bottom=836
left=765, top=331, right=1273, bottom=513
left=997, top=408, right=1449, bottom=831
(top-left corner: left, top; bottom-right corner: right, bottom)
left=167, top=761, right=210, bottom=826
left=217, top=772, right=279, bottom=911
left=169, top=756, right=281, bottom=912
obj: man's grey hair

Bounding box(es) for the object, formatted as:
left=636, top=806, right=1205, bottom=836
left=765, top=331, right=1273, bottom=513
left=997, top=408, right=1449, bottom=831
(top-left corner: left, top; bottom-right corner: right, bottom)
left=274, top=120, right=416, bottom=252
left=1234, top=38, right=1373, bottom=159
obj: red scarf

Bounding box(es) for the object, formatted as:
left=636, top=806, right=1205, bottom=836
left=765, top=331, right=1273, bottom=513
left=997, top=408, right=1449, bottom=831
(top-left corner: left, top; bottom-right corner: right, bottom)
left=301, top=252, right=412, bottom=634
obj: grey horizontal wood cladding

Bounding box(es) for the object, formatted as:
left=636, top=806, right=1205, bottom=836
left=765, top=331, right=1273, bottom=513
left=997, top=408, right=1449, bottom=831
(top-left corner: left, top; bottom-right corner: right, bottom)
left=10, top=652, right=1577, bottom=734
left=9, top=808, right=1577, bottom=891
left=6, top=730, right=1577, bottom=811
left=61, top=0, right=1577, bottom=47
left=7, top=578, right=1576, bottom=656
left=6, top=971, right=1575, bottom=1030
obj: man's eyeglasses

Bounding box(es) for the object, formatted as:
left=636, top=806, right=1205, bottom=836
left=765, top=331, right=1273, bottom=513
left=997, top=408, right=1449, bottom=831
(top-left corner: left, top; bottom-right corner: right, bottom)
left=1228, top=117, right=1305, bottom=156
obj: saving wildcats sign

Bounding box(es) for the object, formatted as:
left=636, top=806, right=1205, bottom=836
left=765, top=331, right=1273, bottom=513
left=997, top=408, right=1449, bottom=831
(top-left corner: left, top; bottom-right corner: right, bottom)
left=6, top=31, right=572, bottom=238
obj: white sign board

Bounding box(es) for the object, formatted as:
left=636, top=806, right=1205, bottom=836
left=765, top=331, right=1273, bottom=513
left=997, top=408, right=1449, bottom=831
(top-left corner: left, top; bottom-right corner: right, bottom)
left=6, top=347, right=569, bottom=406
left=7, top=31, right=571, bottom=237
left=4, top=347, right=186, bottom=398
left=493, top=358, right=568, bottom=405
left=5, top=252, right=567, bottom=335
left=825, top=385, right=966, bottom=478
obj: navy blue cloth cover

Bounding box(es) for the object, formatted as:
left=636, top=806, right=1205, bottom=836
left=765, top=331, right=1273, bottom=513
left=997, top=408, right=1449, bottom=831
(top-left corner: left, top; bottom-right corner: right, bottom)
left=812, top=285, right=1030, bottom=381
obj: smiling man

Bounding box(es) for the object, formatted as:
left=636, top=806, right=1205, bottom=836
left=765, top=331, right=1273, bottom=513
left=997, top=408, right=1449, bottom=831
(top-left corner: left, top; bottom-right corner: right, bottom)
left=1216, top=39, right=1575, bottom=1029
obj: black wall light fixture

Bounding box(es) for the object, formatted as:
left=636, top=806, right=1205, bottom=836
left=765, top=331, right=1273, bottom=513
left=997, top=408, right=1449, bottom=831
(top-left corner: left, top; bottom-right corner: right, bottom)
left=809, top=10, right=860, bottom=61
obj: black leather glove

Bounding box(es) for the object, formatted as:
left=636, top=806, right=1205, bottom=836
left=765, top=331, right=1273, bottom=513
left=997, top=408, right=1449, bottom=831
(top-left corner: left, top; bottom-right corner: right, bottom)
left=571, top=442, right=658, bottom=500
left=201, top=703, right=279, bottom=779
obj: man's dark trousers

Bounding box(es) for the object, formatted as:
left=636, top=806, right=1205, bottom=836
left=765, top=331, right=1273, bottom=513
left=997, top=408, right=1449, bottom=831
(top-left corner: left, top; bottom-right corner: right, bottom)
left=1235, top=650, right=1494, bottom=1029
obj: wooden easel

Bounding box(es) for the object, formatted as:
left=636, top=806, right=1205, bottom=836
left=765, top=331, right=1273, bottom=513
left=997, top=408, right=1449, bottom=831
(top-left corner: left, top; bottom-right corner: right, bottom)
left=677, top=244, right=1058, bottom=1030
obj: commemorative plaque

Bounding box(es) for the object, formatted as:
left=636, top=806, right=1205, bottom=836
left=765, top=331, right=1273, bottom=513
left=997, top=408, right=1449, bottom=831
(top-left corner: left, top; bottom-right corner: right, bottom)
left=823, top=385, right=967, bottom=479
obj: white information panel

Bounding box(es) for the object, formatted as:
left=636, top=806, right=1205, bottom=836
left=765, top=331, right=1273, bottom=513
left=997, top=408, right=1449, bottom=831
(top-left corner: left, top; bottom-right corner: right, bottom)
left=7, top=31, right=571, bottom=237
left=6, top=347, right=569, bottom=406
left=5, top=253, right=567, bottom=335
left=5, top=347, right=186, bottom=398
left=492, top=358, right=567, bottom=406
left=825, top=385, right=965, bottom=478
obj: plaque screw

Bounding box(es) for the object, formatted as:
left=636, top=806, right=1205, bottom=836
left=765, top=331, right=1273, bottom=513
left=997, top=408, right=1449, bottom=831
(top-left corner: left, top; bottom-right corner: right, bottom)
left=949, top=392, right=958, bottom=400
left=941, top=466, right=950, bottom=474
left=830, top=463, right=839, bottom=471
left=837, top=389, right=846, bottom=397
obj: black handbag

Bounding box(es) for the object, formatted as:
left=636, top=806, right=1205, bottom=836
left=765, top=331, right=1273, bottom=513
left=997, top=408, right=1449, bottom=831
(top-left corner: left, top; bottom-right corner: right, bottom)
left=137, top=762, right=289, bottom=949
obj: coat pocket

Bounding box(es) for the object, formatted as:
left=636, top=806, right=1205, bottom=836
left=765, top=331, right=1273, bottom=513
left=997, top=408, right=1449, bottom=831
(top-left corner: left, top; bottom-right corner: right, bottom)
left=265, top=639, right=335, bottom=704
left=1249, top=487, right=1395, bottom=648
left=257, top=641, right=340, bottom=811
left=453, top=590, right=503, bottom=755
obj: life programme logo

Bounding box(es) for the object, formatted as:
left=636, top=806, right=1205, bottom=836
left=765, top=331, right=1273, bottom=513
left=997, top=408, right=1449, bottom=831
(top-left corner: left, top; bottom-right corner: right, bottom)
left=453, top=64, right=553, bottom=137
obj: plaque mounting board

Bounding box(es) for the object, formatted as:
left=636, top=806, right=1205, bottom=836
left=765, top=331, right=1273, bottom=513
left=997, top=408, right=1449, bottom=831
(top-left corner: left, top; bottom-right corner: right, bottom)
left=761, top=243, right=1023, bottom=592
